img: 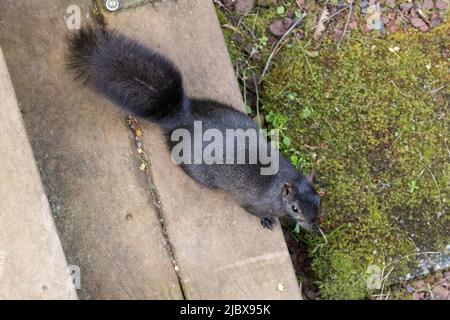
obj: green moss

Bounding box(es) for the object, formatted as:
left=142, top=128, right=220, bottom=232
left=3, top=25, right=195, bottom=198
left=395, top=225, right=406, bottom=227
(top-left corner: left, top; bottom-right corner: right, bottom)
left=215, top=9, right=242, bottom=63
left=215, top=3, right=299, bottom=95
left=216, top=1, right=449, bottom=299
left=263, top=24, right=449, bottom=299
left=314, top=250, right=368, bottom=300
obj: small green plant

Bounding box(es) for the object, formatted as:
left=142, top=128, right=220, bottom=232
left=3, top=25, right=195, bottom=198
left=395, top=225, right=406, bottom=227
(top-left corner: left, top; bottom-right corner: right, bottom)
left=277, top=5, right=285, bottom=15
left=217, top=2, right=449, bottom=300
left=262, top=26, right=449, bottom=299
left=258, top=36, right=268, bottom=48
left=409, top=180, right=419, bottom=194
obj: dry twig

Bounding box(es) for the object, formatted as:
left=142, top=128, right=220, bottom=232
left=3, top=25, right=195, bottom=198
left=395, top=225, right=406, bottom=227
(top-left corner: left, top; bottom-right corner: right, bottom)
left=261, top=13, right=307, bottom=79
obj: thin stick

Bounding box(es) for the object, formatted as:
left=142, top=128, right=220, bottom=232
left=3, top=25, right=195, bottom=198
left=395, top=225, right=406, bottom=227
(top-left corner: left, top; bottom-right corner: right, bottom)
left=311, top=6, right=349, bottom=30
left=430, top=85, right=446, bottom=95
left=253, top=73, right=261, bottom=128
left=348, top=144, right=375, bottom=169
left=444, top=139, right=450, bottom=159
left=390, top=80, right=411, bottom=97
left=252, top=8, right=260, bottom=34
left=242, top=70, right=248, bottom=114
left=300, top=45, right=318, bottom=85
left=238, top=15, right=258, bottom=41
left=416, top=150, right=444, bottom=215
left=261, top=13, right=307, bottom=79
left=338, top=0, right=353, bottom=47
left=319, top=227, right=328, bottom=244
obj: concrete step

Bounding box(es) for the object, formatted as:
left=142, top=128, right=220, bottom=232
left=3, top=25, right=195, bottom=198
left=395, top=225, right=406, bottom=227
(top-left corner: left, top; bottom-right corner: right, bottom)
left=105, top=0, right=301, bottom=299
left=0, top=46, right=77, bottom=299
left=0, top=0, right=182, bottom=299
left=0, top=0, right=302, bottom=299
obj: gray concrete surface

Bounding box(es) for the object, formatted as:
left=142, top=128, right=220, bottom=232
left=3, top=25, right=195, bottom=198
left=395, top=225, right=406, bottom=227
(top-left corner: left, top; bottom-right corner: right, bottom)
left=0, top=1, right=182, bottom=299
left=0, top=0, right=302, bottom=299
left=105, top=0, right=302, bottom=299
left=0, top=46, right=77, bottom=300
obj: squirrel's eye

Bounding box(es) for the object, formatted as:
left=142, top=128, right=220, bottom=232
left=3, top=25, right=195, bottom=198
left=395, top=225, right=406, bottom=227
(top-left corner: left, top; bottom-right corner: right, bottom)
left=291, top=205, right=298, bottom=213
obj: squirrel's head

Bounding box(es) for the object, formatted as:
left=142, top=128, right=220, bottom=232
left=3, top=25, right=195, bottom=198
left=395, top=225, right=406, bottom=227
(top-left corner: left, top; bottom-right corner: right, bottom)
left=281, top=173, right=320, bottom=233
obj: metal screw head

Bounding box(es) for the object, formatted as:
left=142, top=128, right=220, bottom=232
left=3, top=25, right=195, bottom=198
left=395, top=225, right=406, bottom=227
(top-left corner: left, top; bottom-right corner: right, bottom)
left=105, top=0, right=120, bottom=12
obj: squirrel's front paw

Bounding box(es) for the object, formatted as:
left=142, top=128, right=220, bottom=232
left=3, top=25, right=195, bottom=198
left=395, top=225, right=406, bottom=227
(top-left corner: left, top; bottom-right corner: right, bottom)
left=260, top=216, right=277, bottom=231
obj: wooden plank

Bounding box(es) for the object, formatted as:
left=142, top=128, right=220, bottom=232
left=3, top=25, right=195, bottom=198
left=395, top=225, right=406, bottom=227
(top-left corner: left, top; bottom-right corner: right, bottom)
left=0, top=0, right=183, bottom=299
left=106, top=0, right=302, bottom=299
left=0, top=46, right=77, bottom=299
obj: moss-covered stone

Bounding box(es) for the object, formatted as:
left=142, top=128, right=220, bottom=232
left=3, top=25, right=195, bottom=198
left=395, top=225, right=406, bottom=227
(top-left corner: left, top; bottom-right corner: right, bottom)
left=262, top=24, right=449, bottom=299
left=216, top=2, right=449, bottom=299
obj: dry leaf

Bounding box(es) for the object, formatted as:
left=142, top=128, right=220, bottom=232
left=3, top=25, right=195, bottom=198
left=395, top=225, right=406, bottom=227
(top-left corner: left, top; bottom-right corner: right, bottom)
left=127, top=116, right=143, bottom=138
left=313, top=7, right=329, bottom=41
left=221, top=24, right=244, bottom=36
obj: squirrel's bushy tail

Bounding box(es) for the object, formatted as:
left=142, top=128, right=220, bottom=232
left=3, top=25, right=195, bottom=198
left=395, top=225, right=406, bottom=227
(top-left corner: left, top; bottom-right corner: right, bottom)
left=66, top=26, right=184, bottom=120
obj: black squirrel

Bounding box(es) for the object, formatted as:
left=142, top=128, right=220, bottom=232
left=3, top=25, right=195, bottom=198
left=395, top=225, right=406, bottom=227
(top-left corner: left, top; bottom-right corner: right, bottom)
left=66, top=26, right=320, bottom=231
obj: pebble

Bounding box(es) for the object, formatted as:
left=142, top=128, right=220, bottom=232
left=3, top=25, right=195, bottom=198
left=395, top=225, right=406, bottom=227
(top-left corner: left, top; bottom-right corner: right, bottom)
left=283, top=17, right=293, bottom=29
left=388, top=22, right=400, bottom=33
left=430, top=17, right=442, bottom=27
left=406, top=284, right=415, bottom=293
left=400, top=2, right=414, bottom=10
left=243, top=43, right=254, bottom=56
left=419, top=25, right=429, bottom=32
left=386, top=0, right=397, bottom=8
left=235, top=0, right=254, bottom=15
left=423, top=0, right=435, bottom=9
left=410, top=17, right=429, bottom=32
left=269, top=19, right=287, bottom=37
left=268, top=35, right=277, bottom=46
left=381, top=15, right=390, bottom=25
left=387, top=11, right=397, bottom=20
left=435, top=0, right=449, bottom=10
left=415, top=280, right=425, bottom=288
left=432, top=286, right=450, bottom=300
left=223, top=0, right=236, bottom=9
left=233, top=34, right=243, bottom=44
left=256, top=0, right=271, bottom=7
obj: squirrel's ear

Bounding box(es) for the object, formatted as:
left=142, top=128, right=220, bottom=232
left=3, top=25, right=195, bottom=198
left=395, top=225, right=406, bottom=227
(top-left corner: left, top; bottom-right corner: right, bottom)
left=282, top=182, right=293, bottom=199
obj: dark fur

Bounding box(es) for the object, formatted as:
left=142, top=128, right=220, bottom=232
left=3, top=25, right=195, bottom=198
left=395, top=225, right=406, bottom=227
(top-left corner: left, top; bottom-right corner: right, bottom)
left=67, top=26, right=320, bottom=231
